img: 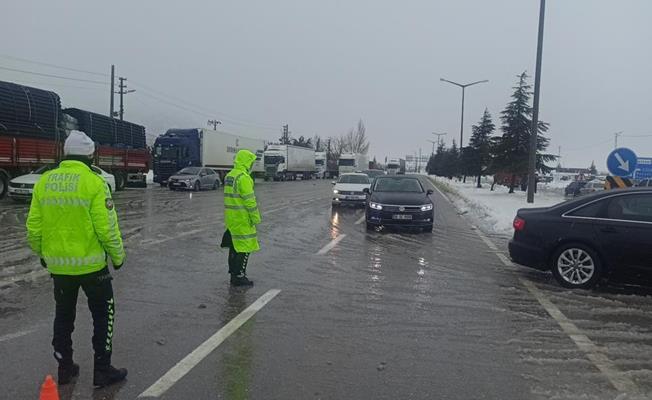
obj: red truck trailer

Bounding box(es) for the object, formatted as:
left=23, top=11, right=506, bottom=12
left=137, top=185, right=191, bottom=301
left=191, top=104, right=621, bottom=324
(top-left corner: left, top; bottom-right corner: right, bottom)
left=0, top=80, right=149, bottom=198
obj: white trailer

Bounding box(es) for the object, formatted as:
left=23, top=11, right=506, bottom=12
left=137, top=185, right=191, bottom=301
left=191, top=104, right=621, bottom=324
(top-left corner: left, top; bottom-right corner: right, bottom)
left=200, top=129, right=266, bottom=179
left=315, top=151, right=327, bottom=179
left=338, top=152, right=369, bottom=175
left=264, top=144, right=316, bottom=181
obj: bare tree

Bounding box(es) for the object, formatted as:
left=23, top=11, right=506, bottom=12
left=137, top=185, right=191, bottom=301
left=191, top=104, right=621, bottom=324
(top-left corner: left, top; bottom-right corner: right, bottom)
left=344, top=119, right=369, bottom=154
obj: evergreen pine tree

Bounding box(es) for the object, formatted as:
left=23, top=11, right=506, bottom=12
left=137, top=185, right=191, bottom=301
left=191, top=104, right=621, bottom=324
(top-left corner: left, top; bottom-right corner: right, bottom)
left=468, top=109, right=496, bottom=188
left=492, top=72, right=555, bottom=193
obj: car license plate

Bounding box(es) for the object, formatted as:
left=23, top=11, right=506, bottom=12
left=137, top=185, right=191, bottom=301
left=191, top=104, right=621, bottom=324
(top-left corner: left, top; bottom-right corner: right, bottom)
left=341, top=195, right=351, bottom=200
left=392, top=214, right=412, bottom=220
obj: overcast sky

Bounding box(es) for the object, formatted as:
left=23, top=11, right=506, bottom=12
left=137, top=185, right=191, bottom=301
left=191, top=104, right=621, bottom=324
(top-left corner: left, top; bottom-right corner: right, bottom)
left=2, top=0, right=651, bottom=170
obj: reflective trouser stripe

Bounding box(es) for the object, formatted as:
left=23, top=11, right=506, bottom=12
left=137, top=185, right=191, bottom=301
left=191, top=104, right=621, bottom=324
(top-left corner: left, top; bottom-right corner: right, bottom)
left=224, top=193, right=240, bottom=198
left=224, top=205, right=246, bottom=210
left=241, top=193, right=255, bottom=200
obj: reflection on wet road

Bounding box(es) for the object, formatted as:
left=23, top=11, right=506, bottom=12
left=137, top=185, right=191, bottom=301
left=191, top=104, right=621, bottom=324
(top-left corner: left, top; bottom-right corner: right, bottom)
left=1, top=178, right=652, bottom=399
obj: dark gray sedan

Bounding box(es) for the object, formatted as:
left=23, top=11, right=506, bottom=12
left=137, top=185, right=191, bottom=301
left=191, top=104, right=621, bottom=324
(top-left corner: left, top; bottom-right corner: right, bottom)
left=168, top=167, right=220, bottom=191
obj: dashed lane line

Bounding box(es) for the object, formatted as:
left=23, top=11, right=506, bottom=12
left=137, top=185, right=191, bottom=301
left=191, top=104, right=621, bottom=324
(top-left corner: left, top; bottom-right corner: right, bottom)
left=316, top=234, right=347, bottom=255
left=426, top=176, right=641, bottom=395
left=139, top=289, right=281, bottom=398
left=0, top=328, right=37, bottom=343
left=354, top=215, right=366, bottom=225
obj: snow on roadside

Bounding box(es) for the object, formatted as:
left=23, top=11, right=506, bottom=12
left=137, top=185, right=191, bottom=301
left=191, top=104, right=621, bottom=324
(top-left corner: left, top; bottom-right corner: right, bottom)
left=430, top=176, right=566, bottom=237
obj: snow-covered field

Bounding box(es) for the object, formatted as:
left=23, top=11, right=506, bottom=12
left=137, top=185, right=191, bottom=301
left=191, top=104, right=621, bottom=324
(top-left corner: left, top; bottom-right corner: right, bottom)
left=430, top=176, right=566, bottom=237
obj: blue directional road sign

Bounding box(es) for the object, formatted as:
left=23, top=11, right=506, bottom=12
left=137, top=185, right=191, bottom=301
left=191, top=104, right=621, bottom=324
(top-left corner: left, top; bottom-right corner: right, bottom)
left=634, top=157, right=652, bottom=180
left=607, top=147, right=638, bottom=177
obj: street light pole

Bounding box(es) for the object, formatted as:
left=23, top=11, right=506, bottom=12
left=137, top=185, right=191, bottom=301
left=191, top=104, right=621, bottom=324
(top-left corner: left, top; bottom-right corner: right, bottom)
left=527, top=0, right=546, bottom=204
left=440, top=78, right=488, bottom=147
left=432, top=132, right=447, bottom=148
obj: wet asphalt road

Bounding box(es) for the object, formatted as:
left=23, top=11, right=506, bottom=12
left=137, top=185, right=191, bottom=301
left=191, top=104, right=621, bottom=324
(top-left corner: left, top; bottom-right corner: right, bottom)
left=1, top=177, right=652, bottom=399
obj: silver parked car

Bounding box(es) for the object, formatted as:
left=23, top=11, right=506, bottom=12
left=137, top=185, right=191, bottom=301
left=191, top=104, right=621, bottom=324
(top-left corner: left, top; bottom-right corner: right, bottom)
left=168, top=167, right=221, bottom=191
left=577, top=180, right=605, bottom=196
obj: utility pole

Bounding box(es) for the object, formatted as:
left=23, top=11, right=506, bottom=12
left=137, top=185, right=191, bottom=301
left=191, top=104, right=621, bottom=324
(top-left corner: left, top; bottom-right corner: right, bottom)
left=526, top=0, right=546, bottom=203
left=208, top=119, right=221, bottom=130
left=614, top=131, right=623, bottom=149
left=440, top=79, right=488, bottom=147
left=418, top=148, right=422, bottom=173
left=116, top=77, right=135, bottom=121
left=109, top=65, right=115, bottom=118
left=432, top=132, right=447, bottom=148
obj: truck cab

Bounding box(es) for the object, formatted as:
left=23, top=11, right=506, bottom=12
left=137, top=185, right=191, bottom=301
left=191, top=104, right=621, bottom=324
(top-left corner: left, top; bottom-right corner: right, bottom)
left=338, top=152, right=368, bottom=175
left=315, top=151, right=327, bottom=179
left=153, top=129, right=201, bottom=186
left=263, top=145, right=287, bottom=181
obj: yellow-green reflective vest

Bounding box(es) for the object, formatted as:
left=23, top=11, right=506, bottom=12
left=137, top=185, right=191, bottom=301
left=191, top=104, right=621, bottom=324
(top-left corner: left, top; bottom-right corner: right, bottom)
left=26, top=160, right=125, bottom=275
left=224, top=150, right=261, bottom=253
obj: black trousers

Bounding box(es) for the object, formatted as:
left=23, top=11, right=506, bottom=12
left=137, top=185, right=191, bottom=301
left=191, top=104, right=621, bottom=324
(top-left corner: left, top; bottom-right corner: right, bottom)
left=221, top=230, right=250, bottom=277
left=51, top=267, right=115, bottom=367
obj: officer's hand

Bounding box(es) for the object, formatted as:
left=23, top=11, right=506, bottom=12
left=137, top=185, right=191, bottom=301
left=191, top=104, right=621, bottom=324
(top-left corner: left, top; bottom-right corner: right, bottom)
left=40, top=258, right=47, bottom=269
left=113, top=262, right=124, bottom=271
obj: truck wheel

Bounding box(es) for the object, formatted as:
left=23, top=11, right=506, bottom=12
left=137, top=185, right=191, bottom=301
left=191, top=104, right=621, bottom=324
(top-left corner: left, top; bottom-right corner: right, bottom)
left=115, top=173, right=126, bottom=191
left=0, top=172, right=8, bottom=199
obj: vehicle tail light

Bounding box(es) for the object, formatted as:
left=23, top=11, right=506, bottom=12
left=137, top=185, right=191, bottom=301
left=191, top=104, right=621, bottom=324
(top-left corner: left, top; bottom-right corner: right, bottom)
left=513, top=216, right=526, bottom=232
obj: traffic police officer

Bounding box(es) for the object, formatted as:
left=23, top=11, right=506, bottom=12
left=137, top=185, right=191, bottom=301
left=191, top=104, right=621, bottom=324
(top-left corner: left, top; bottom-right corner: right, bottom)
left=26, top=130, right=128, bottom=387
left=221, top=149, right=261, bottom=286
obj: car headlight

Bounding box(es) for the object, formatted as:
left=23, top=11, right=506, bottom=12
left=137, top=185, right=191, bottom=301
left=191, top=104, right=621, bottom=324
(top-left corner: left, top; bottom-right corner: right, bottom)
left=421, top=204, right=433, bottom=211
left=333, top=189, right=339, bottom=194
left=369, top=202, right=383, bottom=210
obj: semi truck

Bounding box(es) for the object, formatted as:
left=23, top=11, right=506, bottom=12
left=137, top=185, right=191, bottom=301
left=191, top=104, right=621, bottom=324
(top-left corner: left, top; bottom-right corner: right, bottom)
left=263, top=144, right=315, bottom=181
left=315, top=151, right=327, bottom=179
left=386, top=158, right=406, bottom=175
left=337, top=152, right=369, bottom=175
left=0, top=80, right=149, bottom=198
left=152, top=128, right=266, bottom=185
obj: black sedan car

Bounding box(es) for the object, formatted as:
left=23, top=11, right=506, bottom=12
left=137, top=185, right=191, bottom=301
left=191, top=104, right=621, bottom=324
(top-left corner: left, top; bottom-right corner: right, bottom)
left=364, top=176, right=434, bottom=232
left=509, top=188, right=652, bottom=289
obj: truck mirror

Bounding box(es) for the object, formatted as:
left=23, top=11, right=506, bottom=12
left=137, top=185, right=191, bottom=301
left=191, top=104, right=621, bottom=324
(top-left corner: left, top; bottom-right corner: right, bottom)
left=363, top=188, right=370, bottom=194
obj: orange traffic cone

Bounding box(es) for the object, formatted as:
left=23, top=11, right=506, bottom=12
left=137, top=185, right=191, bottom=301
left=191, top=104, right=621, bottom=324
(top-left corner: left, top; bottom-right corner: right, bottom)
left=39, top=375, right=59, bottom=400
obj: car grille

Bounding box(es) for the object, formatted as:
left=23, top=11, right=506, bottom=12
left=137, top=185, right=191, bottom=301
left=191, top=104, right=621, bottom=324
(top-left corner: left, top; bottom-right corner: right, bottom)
left=9, top=182, right=34, bottom=189
left=381, top=205, right=423, bottom=212
left=338, top=191, right=363, bottom=195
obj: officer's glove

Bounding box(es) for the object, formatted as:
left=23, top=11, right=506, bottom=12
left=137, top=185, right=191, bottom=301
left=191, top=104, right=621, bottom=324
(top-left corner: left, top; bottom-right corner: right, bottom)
left=40, top=258, right=47, bottom=269
left=113, top=262, right=124, bottom=271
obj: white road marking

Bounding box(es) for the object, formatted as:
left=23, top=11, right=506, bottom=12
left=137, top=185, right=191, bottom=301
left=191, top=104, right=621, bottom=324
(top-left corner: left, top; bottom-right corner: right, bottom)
left=0, top=328, right=36, bottom=343
left=433, top=183, right=640, bottom=395
left=354, top=215, right=366, bottom=225
left=139, top=289, right=281, bottom=398
left=316, top=234, right=347, bottom=255
left=520, top=280, right=639, bottom=394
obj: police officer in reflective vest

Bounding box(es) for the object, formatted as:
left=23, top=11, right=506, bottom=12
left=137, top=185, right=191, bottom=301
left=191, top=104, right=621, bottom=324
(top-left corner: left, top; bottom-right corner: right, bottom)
left=221, top=149, right=261, bottom=287
left=26, top=130, right=128, bottom=387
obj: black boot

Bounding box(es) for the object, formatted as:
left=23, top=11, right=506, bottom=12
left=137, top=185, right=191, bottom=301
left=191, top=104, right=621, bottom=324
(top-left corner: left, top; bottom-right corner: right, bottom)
left=93, top=365, right=128, bottom=388
left=230, top=275, right=254, bottom=287
left=58, top=363, right=80, bottom=385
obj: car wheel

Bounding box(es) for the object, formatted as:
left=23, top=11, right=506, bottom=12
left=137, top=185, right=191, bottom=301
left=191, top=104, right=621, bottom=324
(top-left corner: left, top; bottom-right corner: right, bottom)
left=423, top=224, right=433, bottom=233
left=193, top=181, right=200, bottom=192
left=551, top=243, right=603, bottom=289
left=366, top=222, right=374, bottom=231
left=212, top=180, right=219, bottom=190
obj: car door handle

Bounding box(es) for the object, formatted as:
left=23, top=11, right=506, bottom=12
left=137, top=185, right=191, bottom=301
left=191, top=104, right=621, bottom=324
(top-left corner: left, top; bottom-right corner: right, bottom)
left=599, top=227, right=618, bottom=234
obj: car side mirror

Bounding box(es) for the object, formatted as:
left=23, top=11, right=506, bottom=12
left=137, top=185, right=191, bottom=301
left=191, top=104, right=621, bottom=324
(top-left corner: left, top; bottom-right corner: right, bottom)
left=199, top=173, right=206, bottom=177
left=363, top=188, right=370, bottom=194
left=331, top=181, right=336, bottom=185
left=427, top=189, right=434, bottom=195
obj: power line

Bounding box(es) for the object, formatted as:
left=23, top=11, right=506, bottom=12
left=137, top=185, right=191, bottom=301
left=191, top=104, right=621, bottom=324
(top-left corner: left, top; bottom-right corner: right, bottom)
left=0, top=66, right=108, bottom=85
left=0, top=54, right=108, bottom=77
left=128, top=80, right=278, bottom=130
left=0, top=77, right=106, bottom=92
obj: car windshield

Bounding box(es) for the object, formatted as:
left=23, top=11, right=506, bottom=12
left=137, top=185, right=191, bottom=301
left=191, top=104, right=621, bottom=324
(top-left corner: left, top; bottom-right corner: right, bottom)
left=374, top=178, right=423, bottom=192
left=264, top=155, right=285, bottom=164
left=178, top=167, right=201, bottom=175
left=32, top=165, right=55, bottom=174
left=338, top=175, right=369, bottom=184
left=364, top=170, right=384, bottom=178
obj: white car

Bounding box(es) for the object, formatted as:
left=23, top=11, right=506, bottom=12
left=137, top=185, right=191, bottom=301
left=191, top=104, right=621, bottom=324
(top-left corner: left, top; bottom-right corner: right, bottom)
left=8, top=164, right=116, bottom=202
left=332, top=173, right=371, bottom=207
